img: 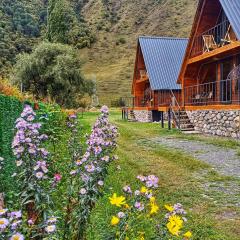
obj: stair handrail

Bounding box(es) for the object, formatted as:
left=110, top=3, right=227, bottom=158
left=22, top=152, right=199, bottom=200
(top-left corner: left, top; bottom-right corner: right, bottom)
left=169, top=90, right=181, bottom=129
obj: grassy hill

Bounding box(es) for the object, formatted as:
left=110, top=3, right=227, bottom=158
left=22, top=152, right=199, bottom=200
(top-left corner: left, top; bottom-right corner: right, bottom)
left=0, top=0, right=197, bottom=105
left=79, top=0, right=197, bottom=104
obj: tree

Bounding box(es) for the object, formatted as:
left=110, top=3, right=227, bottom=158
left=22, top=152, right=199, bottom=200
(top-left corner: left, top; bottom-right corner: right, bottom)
left=13, top=41, right=94, bottom=107
left=47, top=0, right=75, bottom=43
left=47, top=0, right=95, bottom=48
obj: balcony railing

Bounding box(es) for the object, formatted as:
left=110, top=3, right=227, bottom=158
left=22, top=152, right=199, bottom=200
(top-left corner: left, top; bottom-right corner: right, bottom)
left=121, top=91, right=181, bottom=109
left=190, top=20, right=235, bottom=57
left=184, top=78, right=240, bottom=106
left=121, top=96, right=155, bottom=108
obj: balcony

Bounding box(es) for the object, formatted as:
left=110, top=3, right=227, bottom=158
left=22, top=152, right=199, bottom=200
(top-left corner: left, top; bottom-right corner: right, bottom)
left=184, top=77, right=240, bottom=107
left=136, top=70, right=148, bottom=83
left=190, top=20, right=237, bottom=58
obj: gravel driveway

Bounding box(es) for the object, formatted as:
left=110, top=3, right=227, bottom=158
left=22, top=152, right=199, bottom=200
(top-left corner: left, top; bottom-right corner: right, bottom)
left=153, top=136, right=240, bottom=178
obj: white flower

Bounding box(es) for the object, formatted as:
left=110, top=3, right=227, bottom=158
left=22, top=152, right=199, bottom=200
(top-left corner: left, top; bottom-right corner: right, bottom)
left=0, top=209, right=8, bottom=216
left=16, top=160, right=23, bottom=167
left=98, top=180, right=104, bottom=186
left=45, top=224, right=56, bottom=233
left=80, top=188, right=87, bottom=195
left=0, top=217, right=9, bottom=229
left=134, top=190, right=140, bottom=196
left=117, top=212, right=125, bottom=218
left=35, top=171, right=44, bottom=179
left=10, top=232, right=24, bottom=240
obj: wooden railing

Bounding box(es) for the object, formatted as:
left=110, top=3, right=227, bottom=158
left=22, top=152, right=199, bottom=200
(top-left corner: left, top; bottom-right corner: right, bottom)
left=158, top=91, right=182, bottom=107
left=120, top=96, right=155, bottom=108
left=184, top=77, right=240, bottom=106
left=190, top=20, right=235, bottom=57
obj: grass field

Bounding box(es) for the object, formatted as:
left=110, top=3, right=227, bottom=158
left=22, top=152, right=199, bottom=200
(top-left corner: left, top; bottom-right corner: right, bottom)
left=81, top=110, right=240, bottom=239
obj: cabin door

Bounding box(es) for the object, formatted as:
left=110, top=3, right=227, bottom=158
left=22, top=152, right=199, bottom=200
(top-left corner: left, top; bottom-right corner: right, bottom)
left=220, top=60, right=232, bottom=104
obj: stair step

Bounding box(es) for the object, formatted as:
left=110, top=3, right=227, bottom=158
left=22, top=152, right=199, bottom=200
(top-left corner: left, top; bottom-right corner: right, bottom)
left=181, top=128, right=195, bottom=131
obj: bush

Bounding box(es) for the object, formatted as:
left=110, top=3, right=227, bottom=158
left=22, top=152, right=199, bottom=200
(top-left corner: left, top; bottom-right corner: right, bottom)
left=116, top=37, right=126, bottom=45
left=12, top=42, right=94, bottom=108
left=0, top=95, right=23, bottom=196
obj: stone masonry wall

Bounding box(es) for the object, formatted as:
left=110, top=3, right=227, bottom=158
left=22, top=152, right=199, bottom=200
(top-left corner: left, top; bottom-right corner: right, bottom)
left=133, top=110, right=152, bottom=122
left=187, top=110, right=240, bottom=138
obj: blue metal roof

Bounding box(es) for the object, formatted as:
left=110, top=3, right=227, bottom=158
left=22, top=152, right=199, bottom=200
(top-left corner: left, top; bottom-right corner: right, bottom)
left=219, top=0, right=240, bottom=40
left=139, top=36, right=188, bottom=90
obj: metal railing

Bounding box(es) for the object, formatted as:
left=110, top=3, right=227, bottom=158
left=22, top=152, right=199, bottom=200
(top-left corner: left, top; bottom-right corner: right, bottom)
left=191, top=20, right=233, bottom=57
left=184, top=78, right=240, bottom=106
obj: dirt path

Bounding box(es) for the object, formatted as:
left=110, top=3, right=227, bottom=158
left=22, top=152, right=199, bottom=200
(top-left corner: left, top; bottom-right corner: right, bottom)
left=153, top=136, right=240, bottom=178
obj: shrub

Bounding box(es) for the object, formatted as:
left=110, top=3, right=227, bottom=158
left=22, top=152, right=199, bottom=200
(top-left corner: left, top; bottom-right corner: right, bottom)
left=12, top=42, right=94, bottom=108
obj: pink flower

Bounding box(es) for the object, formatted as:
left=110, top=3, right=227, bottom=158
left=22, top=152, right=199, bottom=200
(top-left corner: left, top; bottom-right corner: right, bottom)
left=54, top=173, right=62, bottom=182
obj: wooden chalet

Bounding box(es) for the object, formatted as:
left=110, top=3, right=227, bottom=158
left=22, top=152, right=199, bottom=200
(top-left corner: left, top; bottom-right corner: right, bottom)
left=178, top=0, right=240, bottom=110
left=123, top=36, right=188, bottom=122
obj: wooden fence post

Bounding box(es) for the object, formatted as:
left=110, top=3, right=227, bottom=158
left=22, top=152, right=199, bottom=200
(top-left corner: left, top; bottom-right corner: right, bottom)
left=168, top=108, right=171, bottom=130
left=161, top=111, right=164, bottom=128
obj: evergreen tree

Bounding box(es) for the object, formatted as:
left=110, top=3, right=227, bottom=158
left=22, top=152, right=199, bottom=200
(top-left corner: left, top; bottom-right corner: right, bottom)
left=47, top=0, right=75, bottom=44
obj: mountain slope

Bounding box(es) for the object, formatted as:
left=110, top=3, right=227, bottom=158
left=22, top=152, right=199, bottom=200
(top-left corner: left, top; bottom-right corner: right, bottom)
left=79, top=0, right=197, bottom=104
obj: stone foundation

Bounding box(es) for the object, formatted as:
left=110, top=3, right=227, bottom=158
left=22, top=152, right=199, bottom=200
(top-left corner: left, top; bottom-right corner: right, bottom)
left=187, top=110, right=240, bottom=138
left=133, top=110, right=152, bottom=122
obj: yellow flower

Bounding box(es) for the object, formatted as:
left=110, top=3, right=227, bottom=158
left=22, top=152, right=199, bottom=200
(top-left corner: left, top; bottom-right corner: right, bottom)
left=111, top=216, right=120, bottom=226
left=150, top=202, right=159, bottom=215
left=169, top=215, right=183, bottom=227
left=164, top=204, right=174, bottom=212
left=149, top=196, right=156, bottom=203
left=167, top=215, right=183, bottom=236
left=184, top=231, right=192, bottom=238
left=109, top=193, right=126, bottom=207
left=124, top=204, right=130, bottom=209
left=140, top=186, right=147, bottom=193
left=138, top=231, right=145, bottom=240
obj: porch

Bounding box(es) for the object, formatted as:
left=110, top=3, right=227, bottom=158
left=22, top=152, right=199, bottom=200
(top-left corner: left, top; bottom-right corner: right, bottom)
left=121, top=90, right=181, bottom=110
left=184, top=77, right=240, bottom=108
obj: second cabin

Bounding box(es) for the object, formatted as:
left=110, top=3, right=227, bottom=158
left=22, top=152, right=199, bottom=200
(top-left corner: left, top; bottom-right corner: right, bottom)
left=123, top=36, right=188, bottom=122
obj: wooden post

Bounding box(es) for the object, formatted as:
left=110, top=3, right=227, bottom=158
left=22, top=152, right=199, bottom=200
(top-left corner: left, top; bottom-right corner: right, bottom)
left=168, top=108, right=171, bottom=130
left=161, top=112, right=164, bottom=128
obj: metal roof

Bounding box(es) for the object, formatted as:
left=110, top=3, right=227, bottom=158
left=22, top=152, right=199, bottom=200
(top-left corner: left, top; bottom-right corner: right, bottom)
left=219, top=0, right=240, bottom=40
left=139, top=36, right=188, bottom=90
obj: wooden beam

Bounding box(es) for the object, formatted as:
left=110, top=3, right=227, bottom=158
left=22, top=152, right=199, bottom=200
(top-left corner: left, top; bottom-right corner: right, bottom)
left=185, top=105, right=240, bottom=111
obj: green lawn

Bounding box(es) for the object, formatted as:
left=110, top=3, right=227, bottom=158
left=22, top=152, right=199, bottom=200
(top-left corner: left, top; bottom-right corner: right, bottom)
left=82, top=110, right=240, bottom=240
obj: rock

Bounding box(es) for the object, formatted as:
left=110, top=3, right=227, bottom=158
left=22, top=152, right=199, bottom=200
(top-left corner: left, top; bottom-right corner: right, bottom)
left=231, top=132, right=237, bottom=138
left=216, top=130, right=222, bottom=135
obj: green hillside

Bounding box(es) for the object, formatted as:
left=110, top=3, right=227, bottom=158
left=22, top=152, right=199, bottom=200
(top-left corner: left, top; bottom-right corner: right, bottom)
left=0, top=0, right=197, bottom=104
left=80, top=0, right=197, bottom=104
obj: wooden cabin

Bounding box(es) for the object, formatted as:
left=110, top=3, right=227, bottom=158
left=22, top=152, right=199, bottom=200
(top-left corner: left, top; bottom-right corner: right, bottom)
left=124, top=36, right=188, bottom=122
left=178, top=0, right=240, bottom=110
